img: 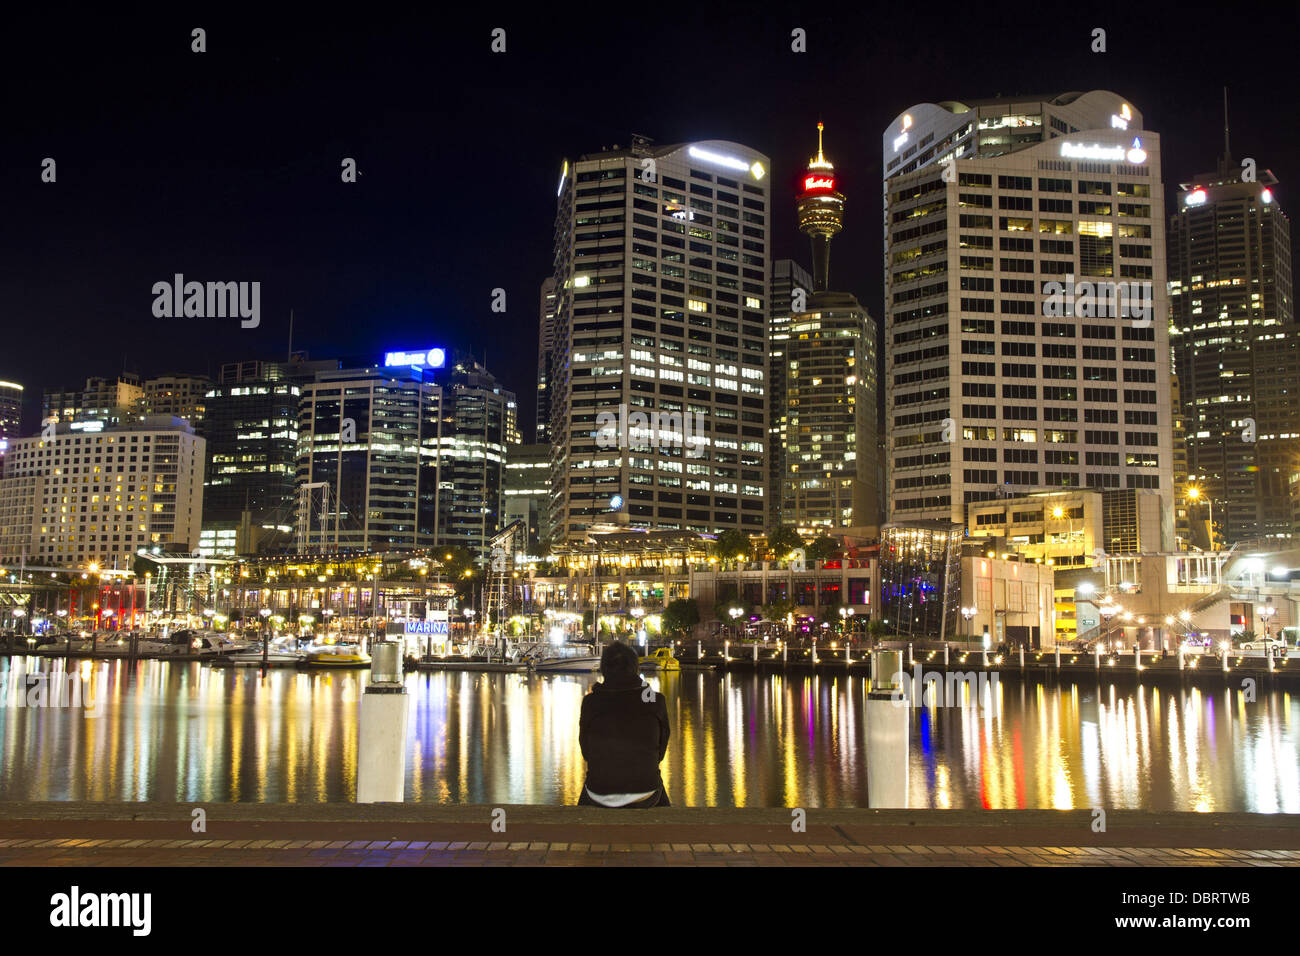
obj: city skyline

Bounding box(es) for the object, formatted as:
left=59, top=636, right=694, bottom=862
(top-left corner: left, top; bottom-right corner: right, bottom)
left=4, top=8, right=1299, bottom=444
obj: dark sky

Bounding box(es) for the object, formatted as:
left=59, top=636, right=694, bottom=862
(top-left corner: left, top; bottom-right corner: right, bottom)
left=4, top=2, right=1298, bottom=437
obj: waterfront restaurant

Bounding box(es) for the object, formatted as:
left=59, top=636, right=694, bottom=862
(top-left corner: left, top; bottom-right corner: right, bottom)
left=215, top=550, right=455, bottom=639
left=519, top=529, right=877, bottom=637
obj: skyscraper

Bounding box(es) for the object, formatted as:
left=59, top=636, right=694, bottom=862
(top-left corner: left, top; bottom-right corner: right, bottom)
left=294, top=355, right=515, bottom=556
left=0, top=380, right=23, bottom=448
left=545, top=138, right=771, bottom=545
left=536, top=276, right=557, bottom=443
left=1168, top=144, right=1296, bottom=545
left=883, top=92, right=1173, bottom=547
left=780, top=124, right=880, bottom=534
left=767, top=258, right=813, bottom=527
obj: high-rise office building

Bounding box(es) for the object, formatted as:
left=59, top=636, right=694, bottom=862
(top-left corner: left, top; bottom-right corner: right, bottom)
left=439, top=359, right=517, bottom=552
left=296, top=364, right=442, bottom=553
left=200, top=357, right=341, bottom=557
left=0, top=380, right=23, bottom=449
left=781, top=124, right=880, bottom=534
left=536, top=277, right=558, bottom=443
left=0, top=416, right=205, bottom=568
left=504, top=442, right=550, bottom=553
left=545, top=138, right=771, bottom=545
left=295, top=355, right=515, bottom=556
left=1168, top=149, right=1296, bottom=545
left=44, top=374, right=143, bottom=426
left=767, top=259, right=813, bottom=527
left=883, top=91, right=1173, bottom=548
left=140, top=374, right=213, bottom=427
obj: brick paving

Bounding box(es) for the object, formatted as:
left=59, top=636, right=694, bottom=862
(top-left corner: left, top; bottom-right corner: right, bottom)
left=0, top=804, right=1296, bottom=867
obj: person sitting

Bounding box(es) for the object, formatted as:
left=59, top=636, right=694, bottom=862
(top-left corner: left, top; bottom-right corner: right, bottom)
left=577, top=641, right=670, bottom=808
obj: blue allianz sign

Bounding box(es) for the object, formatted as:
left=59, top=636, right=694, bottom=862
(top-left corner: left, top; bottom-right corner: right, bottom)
left=384, top=348, right=446, bottom=369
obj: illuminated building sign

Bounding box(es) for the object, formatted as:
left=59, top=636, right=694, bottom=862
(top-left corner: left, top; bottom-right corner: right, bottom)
left=688, top=146, right=766, bottom=180
left=1060, top=138, right=1146, bottom=163
left=1185, top=189, right=1207, bottom=206
left=1060, top=142, right=1124, bottom=160
left=405, top=619, right=449, bottom=636
left=384, top=348, right=446, bottom=369
left=893, top=131, right=909, bottom=152
left=803, top=175, right=835, bottom=191
left=69, top=421, right=104, bottom=432
left=1263, top=188, right=1274, bottom=204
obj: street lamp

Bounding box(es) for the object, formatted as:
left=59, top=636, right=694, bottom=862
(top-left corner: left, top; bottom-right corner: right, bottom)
left=1099, top=602, right=1119, bottom=654
left=631, top=606, right=646, bottom=648
left=728, top=605, right=743, bottom=641
left=1187, top=486, right=1215, bottom=551
left=961, top=605, right=976, bottom=650
left=1258, top=598, right=1276, bottom=646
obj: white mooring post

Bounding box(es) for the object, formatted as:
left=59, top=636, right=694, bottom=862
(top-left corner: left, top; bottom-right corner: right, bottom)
left=753, top=642, right=758, bottom=664
left=357, top=641, right=408, bottom=804
left=1222, top=644, right=1229, bottom=673
left=944, top=644, right=949, bottom=667
left=866, top=650, right=909, bottom=809
left=1134, top=642, right=1141, bottom=670
left=1018, top=644, right=1025, bottom=671
left=1177, top=641, right=1185, bottom=671
left=1095, top=643, right=1101, bottom=670
left=1054, top=645, right=1061, bottom=670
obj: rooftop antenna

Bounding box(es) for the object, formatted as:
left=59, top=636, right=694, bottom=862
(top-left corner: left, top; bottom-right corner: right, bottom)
left=287, top=308, right=294, bottom=362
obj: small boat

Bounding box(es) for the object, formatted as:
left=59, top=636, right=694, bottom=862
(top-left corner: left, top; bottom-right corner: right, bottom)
left=301, top=642, right=372, bottom=668
left=530, top=642, right=602, bottom=673
left=210, top=640, right=305, bottom=667
left=638, top=647, right=681, bottom=672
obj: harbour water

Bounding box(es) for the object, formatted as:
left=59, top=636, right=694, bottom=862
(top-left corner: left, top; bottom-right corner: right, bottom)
left=0, top=657, right=1296, bottom=811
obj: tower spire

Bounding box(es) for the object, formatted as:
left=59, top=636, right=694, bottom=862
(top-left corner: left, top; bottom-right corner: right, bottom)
left=796, top=121, right=845, bottom=293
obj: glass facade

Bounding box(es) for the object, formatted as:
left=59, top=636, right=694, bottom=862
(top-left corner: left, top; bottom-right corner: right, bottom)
left=878, top=521, right=963, bottom=639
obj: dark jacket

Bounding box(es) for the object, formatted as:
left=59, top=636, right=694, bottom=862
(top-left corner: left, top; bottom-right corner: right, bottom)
left=579, top=674, right=669, bottom=795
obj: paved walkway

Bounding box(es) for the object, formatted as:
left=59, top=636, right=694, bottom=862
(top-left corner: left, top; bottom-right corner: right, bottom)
left=1, top=805, right=1296, bottom=866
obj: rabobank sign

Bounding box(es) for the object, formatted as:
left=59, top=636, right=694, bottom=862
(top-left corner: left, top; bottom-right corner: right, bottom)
left=405, top=619, right=449, bottom=636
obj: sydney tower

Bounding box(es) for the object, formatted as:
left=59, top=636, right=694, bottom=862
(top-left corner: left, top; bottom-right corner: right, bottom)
left=795, top=122, right=846, bottom=293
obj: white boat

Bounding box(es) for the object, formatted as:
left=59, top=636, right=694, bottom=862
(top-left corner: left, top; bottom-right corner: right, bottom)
left=529, top=642, right=602, bottom=673
left=211, top=639, right=305, bottom=667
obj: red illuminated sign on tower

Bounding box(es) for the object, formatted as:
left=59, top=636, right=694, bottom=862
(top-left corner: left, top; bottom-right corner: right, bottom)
left=803, top=174, right=835, bottom=192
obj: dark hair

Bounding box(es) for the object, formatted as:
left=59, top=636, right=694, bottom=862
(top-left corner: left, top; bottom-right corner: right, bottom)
left=599, top=641, right=640, bottom=681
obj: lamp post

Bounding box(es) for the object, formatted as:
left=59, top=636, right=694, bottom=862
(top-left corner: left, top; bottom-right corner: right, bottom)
left=258, top=607, right=272, bottom=668
left=961, top=605, right=976, bottom=652
left=631, top=606, right=646, bottom=650
left=1187, top=486, right=1215, bottom=552
left=728, top=606, right=743, bottom=642
left=1259, top=598, right=1276, bottom=647
left=1099, top=602, right=1119, bottom=654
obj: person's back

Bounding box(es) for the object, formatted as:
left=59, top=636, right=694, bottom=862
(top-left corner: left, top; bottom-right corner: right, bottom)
left=578, top=641, right=670, bottom=808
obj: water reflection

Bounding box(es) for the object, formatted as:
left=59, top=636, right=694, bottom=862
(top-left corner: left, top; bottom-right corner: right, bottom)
left=0, top=657, right=1295, bottom=811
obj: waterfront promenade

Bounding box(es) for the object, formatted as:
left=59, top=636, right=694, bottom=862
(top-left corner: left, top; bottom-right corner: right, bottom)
left=1, top=804, right=1297, bottom=866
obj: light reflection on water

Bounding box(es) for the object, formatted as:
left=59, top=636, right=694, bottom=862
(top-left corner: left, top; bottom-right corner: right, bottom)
left=0, top=657, right=1295, bottom=811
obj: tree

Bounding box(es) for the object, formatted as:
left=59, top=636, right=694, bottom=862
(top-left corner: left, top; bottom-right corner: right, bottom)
left=767, top=527, right=804, bottom=561
left=763, top=598, right=797, bottom=622
left=806, top=535, right=840, bottom=562
left=662, top=598, right=700, bottom=636
left=712, top=529, right=751, bottom=566
left=867, top=620, right=890, bottom=642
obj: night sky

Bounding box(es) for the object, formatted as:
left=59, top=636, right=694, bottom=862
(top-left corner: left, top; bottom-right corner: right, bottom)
left=4, top=3, right=1297, bottom=437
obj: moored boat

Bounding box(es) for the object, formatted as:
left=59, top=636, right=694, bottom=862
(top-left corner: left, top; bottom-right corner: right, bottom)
left=301, top=642, right=371, bottom=668
left=529, top=642, right=602, bottom=673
